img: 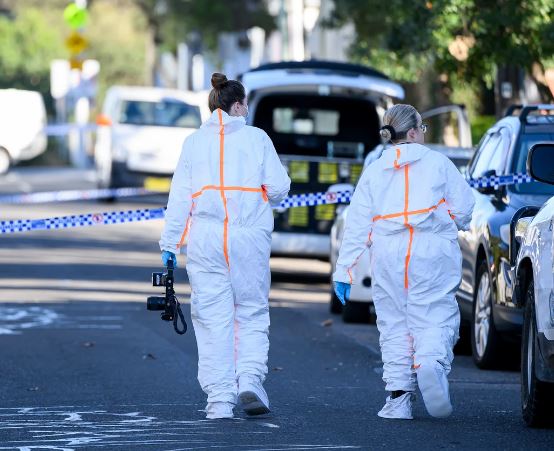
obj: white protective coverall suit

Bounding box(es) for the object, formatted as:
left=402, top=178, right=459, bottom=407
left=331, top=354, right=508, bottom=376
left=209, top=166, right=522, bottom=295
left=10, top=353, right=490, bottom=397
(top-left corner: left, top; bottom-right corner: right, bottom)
left=160, top=109, right=291, bottom=406
left=333, top=143, right=474, bottom=395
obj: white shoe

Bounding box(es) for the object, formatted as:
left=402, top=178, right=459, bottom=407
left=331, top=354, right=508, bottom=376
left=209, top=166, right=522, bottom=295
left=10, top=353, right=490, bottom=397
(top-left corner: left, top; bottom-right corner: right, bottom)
left=377, top=392, right=414, bottom=420
left=417, top=360, right=453, bottom=418
left=238, top=375, right=270, bottom=416
left=205, top=402, right=234, bottom=419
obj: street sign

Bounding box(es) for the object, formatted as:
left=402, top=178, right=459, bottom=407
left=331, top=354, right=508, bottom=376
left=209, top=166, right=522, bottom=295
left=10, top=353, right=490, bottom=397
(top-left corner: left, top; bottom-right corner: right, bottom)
left=63, top=3, right=88, bottom=29
left=69, top=58, right=84, bottom=71
left=65, top=31, right=89, bottom=55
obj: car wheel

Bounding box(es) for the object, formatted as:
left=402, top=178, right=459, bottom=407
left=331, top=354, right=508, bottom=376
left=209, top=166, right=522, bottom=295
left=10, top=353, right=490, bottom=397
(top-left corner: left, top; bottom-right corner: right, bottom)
left=330, top=277, right=343, bottom=314
left=0, top=147, right=10, bottom=175
left=471, top=261, right=505, bottom=369
left=342, top=301, right=370, bottom=324
left=521, top=280, right=554, bottom=427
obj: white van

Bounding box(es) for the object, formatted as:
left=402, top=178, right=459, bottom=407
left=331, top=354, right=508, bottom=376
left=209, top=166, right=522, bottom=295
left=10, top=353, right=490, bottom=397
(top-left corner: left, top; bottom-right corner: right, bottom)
left=0, top=89, right=47, bottom=174
left=241, top=61, right=406, bottom=259
left=94, top=86, right=209, bottom=193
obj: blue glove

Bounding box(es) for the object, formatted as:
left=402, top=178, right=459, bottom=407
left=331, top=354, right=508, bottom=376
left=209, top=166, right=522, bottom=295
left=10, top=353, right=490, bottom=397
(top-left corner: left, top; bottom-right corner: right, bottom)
left=333, top=281, right=351, bottom=305
left=161, top=250, right=178, bottom=268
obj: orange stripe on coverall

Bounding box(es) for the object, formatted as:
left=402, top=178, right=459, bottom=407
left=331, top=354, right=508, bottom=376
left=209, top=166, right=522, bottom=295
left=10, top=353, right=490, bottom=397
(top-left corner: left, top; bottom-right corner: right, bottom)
left=403, top=164, right=413, bottom=289
left=217, top=109, right=231, bottom=269
left=192, top=185, right=268, bottom=200
left=176, top=214, right=192, bottom=250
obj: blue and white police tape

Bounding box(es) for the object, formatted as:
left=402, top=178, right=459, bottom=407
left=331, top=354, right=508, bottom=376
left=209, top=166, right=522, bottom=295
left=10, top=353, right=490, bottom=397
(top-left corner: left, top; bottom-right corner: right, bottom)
left=466, top=172, right=533, bottom=189
left=0, top=190, right=352, bottom=234
left=0, top=187, right=159, bottom=204
left=0, top=172, right=539, bottom=234
left=0, top=172, right=535, bottom=205
left=0, top=208, right=166, bottom=234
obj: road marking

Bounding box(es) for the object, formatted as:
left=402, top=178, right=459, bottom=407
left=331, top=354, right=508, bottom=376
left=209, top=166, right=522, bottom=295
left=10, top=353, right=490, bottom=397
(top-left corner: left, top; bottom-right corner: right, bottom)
left=0, top=306, right=124, bottom=334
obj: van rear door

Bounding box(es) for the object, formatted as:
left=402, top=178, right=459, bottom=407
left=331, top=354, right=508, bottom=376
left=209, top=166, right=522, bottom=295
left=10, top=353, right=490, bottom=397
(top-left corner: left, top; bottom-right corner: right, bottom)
left=243, top=62, right=405, bottom=254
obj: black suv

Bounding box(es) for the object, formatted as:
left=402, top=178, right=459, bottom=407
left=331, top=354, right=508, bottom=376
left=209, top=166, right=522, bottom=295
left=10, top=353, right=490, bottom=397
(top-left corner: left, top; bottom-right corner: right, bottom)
left=458, top=105, right=554, bottom=368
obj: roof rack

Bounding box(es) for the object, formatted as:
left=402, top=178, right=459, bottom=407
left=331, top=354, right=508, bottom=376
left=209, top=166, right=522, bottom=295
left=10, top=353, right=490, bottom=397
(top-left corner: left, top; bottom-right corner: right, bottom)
left=504, top=104, right=524, bottom=117
left=519, top=105, right=554, bottom=124
left=246, top=60, right=390, bottom=81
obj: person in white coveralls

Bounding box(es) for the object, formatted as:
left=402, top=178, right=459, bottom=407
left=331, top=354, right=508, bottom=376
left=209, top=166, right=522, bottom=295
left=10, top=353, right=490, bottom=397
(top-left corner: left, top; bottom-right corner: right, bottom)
left=159, top=72, right=291, bottom=419
left=333, top=104, right=474, bottom=420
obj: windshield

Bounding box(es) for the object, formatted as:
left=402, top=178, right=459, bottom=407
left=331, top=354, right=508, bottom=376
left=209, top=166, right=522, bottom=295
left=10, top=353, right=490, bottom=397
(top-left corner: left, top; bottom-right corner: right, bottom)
left=118, top=99, right=201, bottom=128
left=511, top=133, right=554, bottom=194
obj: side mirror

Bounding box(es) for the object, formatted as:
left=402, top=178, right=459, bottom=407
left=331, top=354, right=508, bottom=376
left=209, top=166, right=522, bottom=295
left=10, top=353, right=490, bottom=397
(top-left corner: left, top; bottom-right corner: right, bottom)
left=477, top=169, right=498, bottom=195
left=527, top=143, right=554, bottom=185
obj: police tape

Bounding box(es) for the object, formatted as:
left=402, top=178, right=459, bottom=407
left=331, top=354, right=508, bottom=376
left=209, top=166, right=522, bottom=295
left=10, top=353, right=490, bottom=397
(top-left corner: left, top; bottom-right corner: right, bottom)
left=0, top=187, right=158, bottom=204
left=0, top=172, right=535, bottom=205
left=0, top=172, right=537, bottom=234
left=0, top=190, right=352, bottom=234
left=466, top=172, right=532, bottom=189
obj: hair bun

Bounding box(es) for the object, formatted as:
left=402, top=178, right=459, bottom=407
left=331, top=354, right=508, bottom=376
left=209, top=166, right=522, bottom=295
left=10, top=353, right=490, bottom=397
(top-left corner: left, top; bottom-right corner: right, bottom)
left=211, top=72, right=228, bottom=90
left=380, top=125, right=396, bottom=142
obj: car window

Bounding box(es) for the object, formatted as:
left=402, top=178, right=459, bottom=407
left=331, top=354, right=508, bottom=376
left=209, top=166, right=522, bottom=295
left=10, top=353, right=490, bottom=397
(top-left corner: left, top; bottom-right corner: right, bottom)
left=511, top=132, right=554, bottom=195
left=273, top=108, right=339, bottom=136
left=470, top=128, right=509, bottom=178
left=118, top=99, right=201, bottom=128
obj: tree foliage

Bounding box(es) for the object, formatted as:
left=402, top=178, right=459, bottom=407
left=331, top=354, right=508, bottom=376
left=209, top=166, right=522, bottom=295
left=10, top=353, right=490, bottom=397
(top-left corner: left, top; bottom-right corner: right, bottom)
left=0, top=8, right=66, bottom=111
left=327, top=0, right=554, bottom=87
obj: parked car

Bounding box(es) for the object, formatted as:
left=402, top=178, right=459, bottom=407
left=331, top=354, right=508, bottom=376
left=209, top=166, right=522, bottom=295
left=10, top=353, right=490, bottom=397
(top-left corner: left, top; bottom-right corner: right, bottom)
left=240, top=61, right=405, bottom=259
left=456, top=105, right=554, bottom=369
left=94, top=86, right=209, bottom=194
left=329, top=105, right=474, bottom=322
left=510, top=143, right=554, bottom=427
left=0, top=89, right=47, bottom=174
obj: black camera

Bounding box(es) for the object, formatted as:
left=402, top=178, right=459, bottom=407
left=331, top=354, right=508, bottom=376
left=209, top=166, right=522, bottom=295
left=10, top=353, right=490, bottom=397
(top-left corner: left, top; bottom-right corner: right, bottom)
left=147, top=260, right=187, bottom=334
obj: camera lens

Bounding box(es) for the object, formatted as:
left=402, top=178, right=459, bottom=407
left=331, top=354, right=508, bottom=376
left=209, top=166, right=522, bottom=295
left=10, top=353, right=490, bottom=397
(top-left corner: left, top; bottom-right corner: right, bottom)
left=146, top=296, right=166, bottom=311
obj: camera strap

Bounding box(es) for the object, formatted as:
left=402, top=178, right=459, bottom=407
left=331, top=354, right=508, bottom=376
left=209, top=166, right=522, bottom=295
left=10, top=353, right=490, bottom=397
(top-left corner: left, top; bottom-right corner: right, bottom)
left=172, top=296, right=187, bottom=335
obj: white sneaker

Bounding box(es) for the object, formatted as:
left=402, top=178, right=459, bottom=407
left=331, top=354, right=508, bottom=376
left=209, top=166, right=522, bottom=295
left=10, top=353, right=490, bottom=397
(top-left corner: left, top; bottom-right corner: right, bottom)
left=205, top=402, right=234, bottom=419
left=238, top=376, right=270, bottom=416
left=417, top=360, right=453, bottom=418
left=377, top=392, right=414, bottom=420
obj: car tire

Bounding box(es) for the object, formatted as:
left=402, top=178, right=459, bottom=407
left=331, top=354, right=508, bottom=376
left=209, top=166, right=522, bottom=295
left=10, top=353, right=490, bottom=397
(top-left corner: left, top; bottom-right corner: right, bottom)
left=521, top=280, right=554, bottom=427
left=471, top=261, right=505, bottom=369
left=342, top=301, right=370, bottom=324
left=330, top=277, right=343, bottom=314
left=0, top=147, right=10, bottom=175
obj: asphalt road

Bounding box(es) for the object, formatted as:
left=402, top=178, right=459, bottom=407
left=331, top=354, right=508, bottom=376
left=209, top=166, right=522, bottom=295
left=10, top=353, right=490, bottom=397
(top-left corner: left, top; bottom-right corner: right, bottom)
left=0, top=168, right=553, bottom=450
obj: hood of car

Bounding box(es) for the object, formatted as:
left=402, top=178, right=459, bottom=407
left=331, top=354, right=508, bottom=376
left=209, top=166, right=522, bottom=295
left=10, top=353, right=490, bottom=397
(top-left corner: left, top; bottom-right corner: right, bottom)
left=509, top=191, right=553, bottom=209
left=111, top=124, right=196, bottom=174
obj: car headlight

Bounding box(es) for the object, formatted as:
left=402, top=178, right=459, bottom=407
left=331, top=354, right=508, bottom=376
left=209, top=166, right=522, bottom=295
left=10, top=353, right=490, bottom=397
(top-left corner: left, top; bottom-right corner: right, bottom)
left=514, top=217, right=533, bottom=243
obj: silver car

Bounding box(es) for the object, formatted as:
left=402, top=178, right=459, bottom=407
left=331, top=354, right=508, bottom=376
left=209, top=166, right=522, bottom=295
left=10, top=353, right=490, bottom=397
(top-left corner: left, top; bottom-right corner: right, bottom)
left=511, top=142, right=554, bottom=427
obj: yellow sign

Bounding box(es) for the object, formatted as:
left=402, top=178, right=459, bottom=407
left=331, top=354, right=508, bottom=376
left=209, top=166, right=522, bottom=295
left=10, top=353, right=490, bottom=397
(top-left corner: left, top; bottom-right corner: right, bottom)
left=315, top=204, right=335, bottom=221
left=318, top=162, right=338, bottom=184
left=289, top=160, right=310, bottom=183
left=69, top=58, right=84, bottom=70
left=144, top=177, right=171, bottom=192
left=288, top=206, right=309, bottom=227
left=65, top=31, right=89, bottom=55
left=350, top=164, right=363, bottom=184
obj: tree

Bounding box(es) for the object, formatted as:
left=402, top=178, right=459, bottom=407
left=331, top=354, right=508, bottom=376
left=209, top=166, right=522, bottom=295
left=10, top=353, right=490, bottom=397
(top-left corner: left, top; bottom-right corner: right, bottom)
left=0, top=8, right=66, bottom=113
left=327, top=0, right=554, bottom=102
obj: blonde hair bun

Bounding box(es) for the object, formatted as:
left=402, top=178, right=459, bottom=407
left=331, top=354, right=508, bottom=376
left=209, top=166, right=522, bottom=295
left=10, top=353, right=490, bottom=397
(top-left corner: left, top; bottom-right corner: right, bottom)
left=379, top=125, right=396, bottom=142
